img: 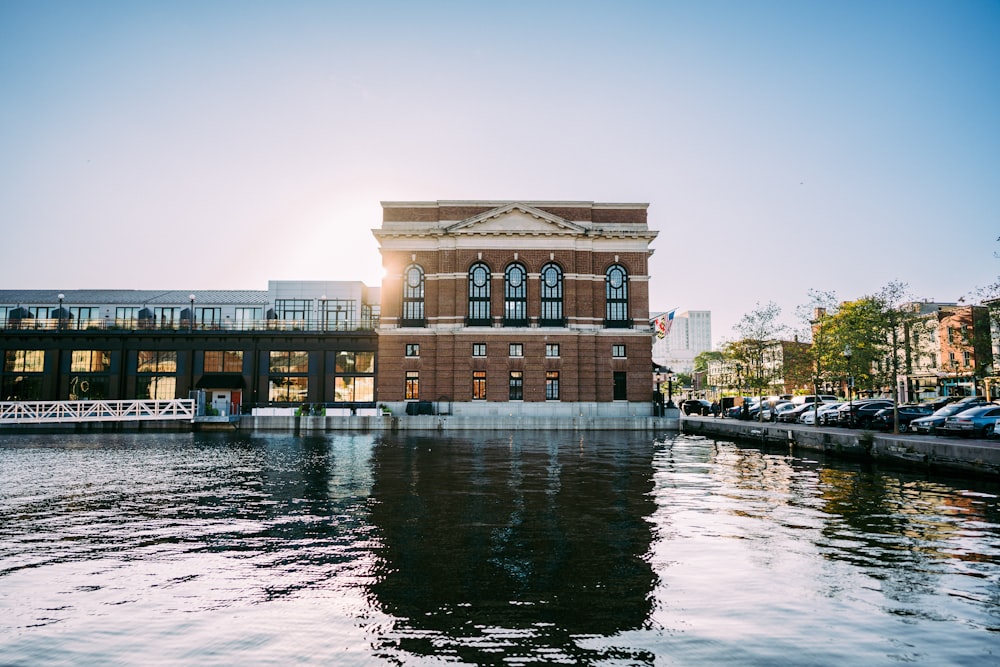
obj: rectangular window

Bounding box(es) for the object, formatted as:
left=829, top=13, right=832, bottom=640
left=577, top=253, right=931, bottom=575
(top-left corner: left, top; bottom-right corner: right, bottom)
left=195, top=307, right=221, bottom=328
left=473, top=371, right=487, bottom=400
left=69, top=307, right=97, bottom=324
left=27, top=306, right=50, bottom=319
left=546, top=344, right=560, bottom=358
left=234, top=307, right=262, bottom=323
left=509, top=343, right=523, bottom=357
left=268, top=377, right=308, bottom=403
left=405, top=371, right=419, bottom=400
left=71, top=350, right=110, bottom=373
left=204, top=350, right=244, bottom=373
left=473, top=343, right=487, bottom=357
left=4, top=350, right=45, bottom=373
left=137, top=376, right=176, bottom=400
left=138, top=351, right=177, bottom=373
left=509, top=371, right=523, bottom=400
left=335, top=376, right=374, bottom=402
left=116, top=307, right=139, bottom=327
left=153, top=307, right=179, bottom=328
left=964, top=351, right=971, bottom=366
left=612, top=344, right=626, bottom=358
left=270, top=351, right=309, bottom=374
left=546, top=371, right=560, bottom=400
left=321, top=299, right=356, bottom=330
left=613, top=371, right=627, bottom=400
left=275, top=299, right=311, bottom=322
left=335, top=351, right=375, bottom=374
left=405, top=344, right=420, bottom=357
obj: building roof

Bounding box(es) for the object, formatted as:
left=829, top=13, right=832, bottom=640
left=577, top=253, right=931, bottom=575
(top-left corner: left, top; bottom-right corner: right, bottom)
left=0, top=289, right=268, bottom=306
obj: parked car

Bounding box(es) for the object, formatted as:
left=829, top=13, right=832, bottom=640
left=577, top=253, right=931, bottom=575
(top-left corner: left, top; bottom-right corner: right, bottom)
left=777, top=403, right=814, bottom=423
left=911, top=401, right=988, bottom=434
left=792, top=394, right=839, bottom=407
left=799, top=402, right=844, bottom=426
left=835, top=400, right=894, bottom=428
left=870, top=404, right=934, bottom=432
left=765, top=401, right=796, bottom=422
left=941, top=405, right=1000, bottom=438
left=682, top=399, right=713, bottom=416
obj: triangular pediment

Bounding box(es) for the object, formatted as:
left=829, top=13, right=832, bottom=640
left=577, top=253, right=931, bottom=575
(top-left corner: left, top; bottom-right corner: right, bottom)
left=444, top=203, right=586, bottom=235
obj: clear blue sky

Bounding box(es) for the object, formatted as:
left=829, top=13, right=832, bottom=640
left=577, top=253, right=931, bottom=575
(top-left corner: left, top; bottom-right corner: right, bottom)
left=2, top=0, right=998, bottom=345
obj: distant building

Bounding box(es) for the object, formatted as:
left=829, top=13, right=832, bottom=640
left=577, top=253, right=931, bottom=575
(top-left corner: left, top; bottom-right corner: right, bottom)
left=901, top=302, right=993, bottom=400
left=650, top=310, right=712, bottom=374
left=373, top=200, right=659, bottom=416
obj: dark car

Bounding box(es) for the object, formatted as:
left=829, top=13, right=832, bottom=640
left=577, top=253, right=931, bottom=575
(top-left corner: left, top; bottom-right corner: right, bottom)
left=777, top=403, right=813, bottom=423
left=870, top=404, right=934, bottom=432
left=911, top=400, right=989, bottom=434
left=682, top=399, right=713, bottom=416
left=835, top=400, right=894, bottom=428
left=941, top=405, right=1000, bottom=438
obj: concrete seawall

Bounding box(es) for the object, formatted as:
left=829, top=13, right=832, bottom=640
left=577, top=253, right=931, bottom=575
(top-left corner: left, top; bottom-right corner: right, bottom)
left=681, top=415, right=1000, bottom=478
left=235, top=414, right=680, bottom=432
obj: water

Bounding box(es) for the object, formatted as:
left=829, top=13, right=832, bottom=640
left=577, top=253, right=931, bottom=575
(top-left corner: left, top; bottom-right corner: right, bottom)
left=0, top=431, right=998, bottom=666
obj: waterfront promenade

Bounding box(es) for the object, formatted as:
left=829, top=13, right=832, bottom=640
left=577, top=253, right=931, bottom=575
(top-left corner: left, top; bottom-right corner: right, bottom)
left=681, top=414, right=1000, bottom=477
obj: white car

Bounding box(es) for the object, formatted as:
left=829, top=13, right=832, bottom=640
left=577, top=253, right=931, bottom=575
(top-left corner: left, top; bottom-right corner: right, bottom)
left=799, top=402, right=844, bottom=425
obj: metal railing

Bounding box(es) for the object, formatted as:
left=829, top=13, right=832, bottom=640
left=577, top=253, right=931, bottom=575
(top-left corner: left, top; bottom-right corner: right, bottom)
left=0, top=317, right=380, bottom=333
left=0, top=399, right=195, bottom=424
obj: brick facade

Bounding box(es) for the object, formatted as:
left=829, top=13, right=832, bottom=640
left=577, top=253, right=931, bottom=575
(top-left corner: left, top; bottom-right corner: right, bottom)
left=373, top=201, right=658, bottom=415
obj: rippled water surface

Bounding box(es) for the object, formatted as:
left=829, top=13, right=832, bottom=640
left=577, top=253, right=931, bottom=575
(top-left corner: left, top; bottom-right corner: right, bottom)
left=1, top=431, right=998, bottom=666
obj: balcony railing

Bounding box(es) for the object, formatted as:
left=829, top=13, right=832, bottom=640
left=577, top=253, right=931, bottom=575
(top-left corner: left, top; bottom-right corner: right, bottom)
left=0, top=317, right=381, bottom=333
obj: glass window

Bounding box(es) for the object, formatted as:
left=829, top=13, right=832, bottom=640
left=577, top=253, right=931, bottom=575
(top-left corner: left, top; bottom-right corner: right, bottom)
left=234, top=307, right=262, bottom=323
left=153, top=307, right=179, bottom=328
left=405, top=371, right=419, bottom=400
left=276, top=299, right=311, bottom=322
left=406, top=344, right=420, bottom=357
left=116, top=307, right=139, bottom=327
left=504, top=263, right=527, bottom=326
left=473, top=343, right=487, bottom=357
left=540, top=262, right=563, bottom=325
left=270, top=351, right=308, bottom=374
left=605, top=264, right=630, bottom=325
left=336, top=351, right=375, bottom=374
left=509, top=343, right=523, bottom=357
left=321, top=299, right=355, bottom=330
left=509, top=371, right=523, bottom=400
left=473, top=371, right=487, bottom=400
left=468, top=262, right=491, bottom=324
left=546, top=344, right=560, bottom=358
left=612, top=344, right=626, bottom=358
left=268, top=377, right=308, bottom=403
left=204, top=351, right=243, bottom=373
left=194, top=307, right=222, bottom=328
left=546, top=371, right=560, bottom=400
left=138, top=351, right=177, bottom=373
left=2, top=375, right=43, bottom=400
left=402, top=264, right=425, bottom=325
left=4, top=350, right=45, bottom=373
left=71, top=350, right=110, bottom=373
left=335, top=376, right=374, bottom=402
left=137, top=376, right=176, bottom=400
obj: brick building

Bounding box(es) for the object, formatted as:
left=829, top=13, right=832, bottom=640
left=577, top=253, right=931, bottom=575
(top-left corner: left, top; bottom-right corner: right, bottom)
left=372, top=201, right=659, bottom=416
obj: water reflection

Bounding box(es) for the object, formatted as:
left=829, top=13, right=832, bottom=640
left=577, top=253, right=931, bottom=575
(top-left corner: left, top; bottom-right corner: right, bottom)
left=0, top=431, right=998, bottom=666
left=366, top=431, right=659, bottom=664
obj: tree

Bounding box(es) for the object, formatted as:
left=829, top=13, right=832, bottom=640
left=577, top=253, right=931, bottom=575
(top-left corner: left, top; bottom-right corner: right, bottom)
left=725, top=302, right=789, bottom=420
left=693, top=350, right=724, bottom=373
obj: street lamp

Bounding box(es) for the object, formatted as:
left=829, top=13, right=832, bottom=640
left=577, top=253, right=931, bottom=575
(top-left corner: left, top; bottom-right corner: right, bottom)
left=843, top=345, right=854, bottom=427
left=189, top=294, right=196, bottom=332
left=666, top=372, right=676, bottom=408
left=57, top=293, right=64, bottom=331
left=320, top=295, right=327, bottom=331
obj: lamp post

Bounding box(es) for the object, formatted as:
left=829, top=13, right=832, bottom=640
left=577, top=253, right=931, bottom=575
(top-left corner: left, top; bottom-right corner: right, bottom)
left=843, top=345, right=853, bottom=428
left=320, top=295, right=327, bottom=331
left=189, top=294, right=196, bottom=332
left=666, top=372, right=676, bottom=408
left=57, top=293, right=64, bottom=331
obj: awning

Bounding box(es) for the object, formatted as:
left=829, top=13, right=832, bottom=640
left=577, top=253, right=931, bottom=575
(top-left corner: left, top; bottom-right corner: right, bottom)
left=195, top=374, right=246, bottom=389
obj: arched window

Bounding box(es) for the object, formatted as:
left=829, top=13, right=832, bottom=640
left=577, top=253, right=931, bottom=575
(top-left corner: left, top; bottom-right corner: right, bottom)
left=467, top=262, right=491, bottom=326
left=504, top=262, right=527, bottom=327
left=401, top=264, right=425, bottom=327
left=605, top=264, right=631, bottom=327
left=539, top=262, right=564, bottom=326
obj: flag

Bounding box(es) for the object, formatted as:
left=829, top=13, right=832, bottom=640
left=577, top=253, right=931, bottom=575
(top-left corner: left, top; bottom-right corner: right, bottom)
left=655, top=310, right=675, bottom=339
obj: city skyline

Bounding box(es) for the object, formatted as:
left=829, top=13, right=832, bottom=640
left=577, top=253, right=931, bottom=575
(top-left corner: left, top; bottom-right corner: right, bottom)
left=2, top=1, right=997, bottom=347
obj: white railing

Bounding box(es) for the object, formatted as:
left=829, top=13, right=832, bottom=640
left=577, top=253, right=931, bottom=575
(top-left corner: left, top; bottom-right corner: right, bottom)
left=0, top=399, right=195, bottom=424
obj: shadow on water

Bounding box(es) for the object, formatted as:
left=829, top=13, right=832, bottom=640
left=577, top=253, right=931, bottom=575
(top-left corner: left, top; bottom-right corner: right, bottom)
left=366, top=430, right=661, bottom=665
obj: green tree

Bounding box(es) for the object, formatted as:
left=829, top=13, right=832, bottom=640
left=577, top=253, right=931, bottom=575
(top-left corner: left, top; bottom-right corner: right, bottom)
left=725, top=302, right=789, bottom=420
